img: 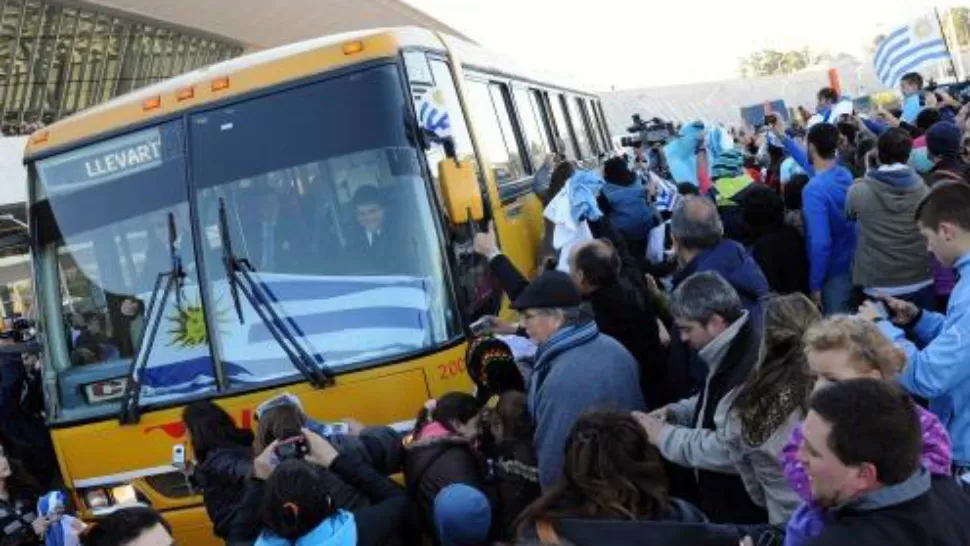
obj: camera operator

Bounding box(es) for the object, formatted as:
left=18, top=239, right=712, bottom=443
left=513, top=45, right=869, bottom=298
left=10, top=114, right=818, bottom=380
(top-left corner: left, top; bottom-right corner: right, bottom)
left=0, top=327, right=56, bottom=488
left=622, top=116, right=674, bottom=181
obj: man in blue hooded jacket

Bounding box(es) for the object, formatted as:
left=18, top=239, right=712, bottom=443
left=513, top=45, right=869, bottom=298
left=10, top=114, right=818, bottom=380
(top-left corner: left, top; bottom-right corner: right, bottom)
left=774, top=121, right=857, bottom=313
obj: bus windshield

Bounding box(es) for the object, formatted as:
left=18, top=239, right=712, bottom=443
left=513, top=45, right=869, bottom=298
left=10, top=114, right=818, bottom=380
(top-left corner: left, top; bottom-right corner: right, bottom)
left=31, top=63, right=461, bottom=422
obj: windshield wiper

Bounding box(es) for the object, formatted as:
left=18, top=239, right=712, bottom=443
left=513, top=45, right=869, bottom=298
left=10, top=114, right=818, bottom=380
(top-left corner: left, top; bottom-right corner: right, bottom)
left=120, top=213, right=185, bottom=424
left=217, top=198, right=334, bottom=389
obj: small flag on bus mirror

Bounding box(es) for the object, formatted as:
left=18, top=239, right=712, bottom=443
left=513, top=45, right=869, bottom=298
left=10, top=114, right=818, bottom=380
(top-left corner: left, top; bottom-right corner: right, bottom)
left=416, top=88, right=451, bottom=139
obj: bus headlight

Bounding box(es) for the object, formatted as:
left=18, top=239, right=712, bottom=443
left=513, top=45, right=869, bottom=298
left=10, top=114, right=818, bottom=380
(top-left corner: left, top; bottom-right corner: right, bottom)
left=81, top=484, right=139, bottom=512
left=83, top=489, right=110, bottom=510
left=111, top=485, right=138, bottom=505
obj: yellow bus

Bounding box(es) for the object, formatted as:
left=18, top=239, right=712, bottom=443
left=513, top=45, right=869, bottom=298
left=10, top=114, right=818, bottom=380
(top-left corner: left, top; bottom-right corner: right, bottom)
left=23, top=27, right=610, bottom=544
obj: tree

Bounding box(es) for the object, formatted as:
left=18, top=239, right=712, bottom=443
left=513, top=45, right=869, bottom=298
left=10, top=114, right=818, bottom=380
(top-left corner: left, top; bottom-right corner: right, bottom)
left=737, top=48, right=851, bottom=78
left=945, top=7, right=970, bottom=48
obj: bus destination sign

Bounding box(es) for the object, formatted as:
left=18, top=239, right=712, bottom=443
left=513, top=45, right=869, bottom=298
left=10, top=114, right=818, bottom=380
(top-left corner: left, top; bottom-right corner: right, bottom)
left=37, top=127, right=164, bottom=191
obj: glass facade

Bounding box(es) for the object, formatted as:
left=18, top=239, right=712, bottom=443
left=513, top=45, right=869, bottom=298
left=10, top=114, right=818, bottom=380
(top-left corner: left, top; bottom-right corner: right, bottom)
left=0, top=0, right=243, bottom=133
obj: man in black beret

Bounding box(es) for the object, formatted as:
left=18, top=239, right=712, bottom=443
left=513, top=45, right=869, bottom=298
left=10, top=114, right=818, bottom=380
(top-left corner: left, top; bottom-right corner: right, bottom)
left=511, top=269, right=646, bottom=490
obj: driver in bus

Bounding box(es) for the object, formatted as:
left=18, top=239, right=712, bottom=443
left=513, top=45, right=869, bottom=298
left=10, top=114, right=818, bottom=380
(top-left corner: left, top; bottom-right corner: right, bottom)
left=345, top=185, right=407, bottom=273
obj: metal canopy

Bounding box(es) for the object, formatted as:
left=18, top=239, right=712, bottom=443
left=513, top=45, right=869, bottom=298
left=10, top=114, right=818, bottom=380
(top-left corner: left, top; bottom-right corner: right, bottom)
left=80, top=0, right=471, bottom=49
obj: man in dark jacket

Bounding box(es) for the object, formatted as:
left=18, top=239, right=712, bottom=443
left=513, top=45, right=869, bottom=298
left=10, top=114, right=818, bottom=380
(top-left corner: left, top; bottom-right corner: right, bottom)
left=743, top=185, right=809, bottom=296
left=797, top=379, right=970, bottom=546
left=568, top=240, right=664, bottom=406
left=925, top=121, right=970, bottom=186
left=600, top=156, right=658, bottom=262
left=670, top=196, right=769, bottom=321
left=0, top=340, right=56, bottom=488
left=664, top=196, right=769, bottom=404
left=638, top=271, right=766, bottom=524
left=344, top=184, right=410, bottom=274
left=510, top=270, right=646, bottom=489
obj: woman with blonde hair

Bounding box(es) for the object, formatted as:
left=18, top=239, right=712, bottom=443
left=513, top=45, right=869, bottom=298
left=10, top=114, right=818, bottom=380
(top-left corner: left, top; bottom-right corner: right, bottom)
left=782, top=315, right=952, bottom=546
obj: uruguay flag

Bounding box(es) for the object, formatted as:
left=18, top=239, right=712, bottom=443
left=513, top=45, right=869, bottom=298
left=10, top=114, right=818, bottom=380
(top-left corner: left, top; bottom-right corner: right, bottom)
left=415, top=88, right=452, bottom=139
left=873, top=13, right=951, bottom=88
left=135, top=274, right=438, bottom=402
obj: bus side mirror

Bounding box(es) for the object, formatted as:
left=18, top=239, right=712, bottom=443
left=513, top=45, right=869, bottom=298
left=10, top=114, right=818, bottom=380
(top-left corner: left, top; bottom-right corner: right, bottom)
left=438, top=160, right=484, bottom=223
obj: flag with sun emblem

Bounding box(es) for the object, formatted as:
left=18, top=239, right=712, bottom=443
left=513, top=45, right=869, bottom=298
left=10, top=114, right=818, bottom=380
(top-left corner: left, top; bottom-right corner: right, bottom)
left=416, top=88, right=452, bottom=139
left=873, top=12, right=950, bottom=88
left=136, top=274, right=437, bottom=400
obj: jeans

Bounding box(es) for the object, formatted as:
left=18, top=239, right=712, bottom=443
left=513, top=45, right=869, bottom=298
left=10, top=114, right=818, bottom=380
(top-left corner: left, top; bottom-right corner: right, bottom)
left=821, top=273, right=855, bottom=315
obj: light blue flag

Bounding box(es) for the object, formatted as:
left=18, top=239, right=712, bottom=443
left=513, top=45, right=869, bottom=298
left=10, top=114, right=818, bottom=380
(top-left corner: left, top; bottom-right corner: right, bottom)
left=664, top=122, right=705, bottom=185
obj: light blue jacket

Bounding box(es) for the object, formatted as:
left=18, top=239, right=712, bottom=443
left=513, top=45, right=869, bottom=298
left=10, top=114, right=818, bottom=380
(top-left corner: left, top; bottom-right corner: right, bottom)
left=879, top=252, right=970, bottom=464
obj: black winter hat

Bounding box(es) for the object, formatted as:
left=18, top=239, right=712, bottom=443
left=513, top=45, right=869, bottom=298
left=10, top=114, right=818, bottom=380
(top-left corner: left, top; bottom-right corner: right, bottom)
left=927, top=122, right=963, bottom=160
left=511, top=270, right=582, bottom=310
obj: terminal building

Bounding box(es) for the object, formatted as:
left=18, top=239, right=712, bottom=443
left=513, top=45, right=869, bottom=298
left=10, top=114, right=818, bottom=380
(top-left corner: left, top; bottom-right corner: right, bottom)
left=0, top=0, right=467, bottom=131
left=0, top=0, right=466, bottom=318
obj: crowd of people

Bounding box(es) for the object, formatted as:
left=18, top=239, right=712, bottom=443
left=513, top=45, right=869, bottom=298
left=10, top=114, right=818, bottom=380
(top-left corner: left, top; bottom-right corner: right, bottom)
left=7, top=70, right=970, bottom=546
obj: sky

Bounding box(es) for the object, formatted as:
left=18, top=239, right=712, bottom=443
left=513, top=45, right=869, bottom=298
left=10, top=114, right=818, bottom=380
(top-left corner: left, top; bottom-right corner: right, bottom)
left=404, top=0, right=951, bottom=91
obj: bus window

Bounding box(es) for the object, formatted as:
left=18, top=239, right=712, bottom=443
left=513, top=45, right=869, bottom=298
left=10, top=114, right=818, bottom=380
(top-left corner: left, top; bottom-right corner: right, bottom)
left=188, top=64, right=460, bottom=388
left=530, top=90, right=557, bottom=156
left=426, top=59, right=475, bottom=164
left=577, top=98, right=599, bottom=156
left=422, top=58, right=500, bottom=323
left=32, top=122, right=216, bottom=419
left=584, top=99, right=606, bottom=153
left=567, top=95, right=592, bottom=159
left=549, top=93, right=577, bottom=160
left=415, top=58, right=477, bottom=213
left=594, top=101, right=612, bottom=152
left=487, top=83, right=528, bottom=179
left=464, top=79, right=525, bottom=185
left=512, top=87, right=551, bottom=170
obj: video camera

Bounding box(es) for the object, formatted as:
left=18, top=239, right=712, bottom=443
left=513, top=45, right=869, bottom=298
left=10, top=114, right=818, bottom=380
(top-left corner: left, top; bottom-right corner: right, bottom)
left=927, top=80, right=970, bottom=105
left=620, top=114, right=675, bottom=148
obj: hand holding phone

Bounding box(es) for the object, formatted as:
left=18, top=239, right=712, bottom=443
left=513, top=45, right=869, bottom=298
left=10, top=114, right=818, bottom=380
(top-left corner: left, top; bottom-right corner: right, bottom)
left=869, top=299, right=889, bottom=320
left=274, top=435, right=310, bottom=462
left=302, top=427, right=339, bottom=468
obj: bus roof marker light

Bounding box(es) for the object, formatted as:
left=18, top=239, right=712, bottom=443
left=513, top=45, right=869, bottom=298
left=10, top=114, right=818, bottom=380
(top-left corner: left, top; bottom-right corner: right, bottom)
left=211, top=77, right=230, bottom=92
left=342, top=41, right=365, bottom=55
left=142, top=96, right=162, bottom=111
left=30, top=131, right=49, bottom=145
left=176, top=86, right=195, bottom=101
